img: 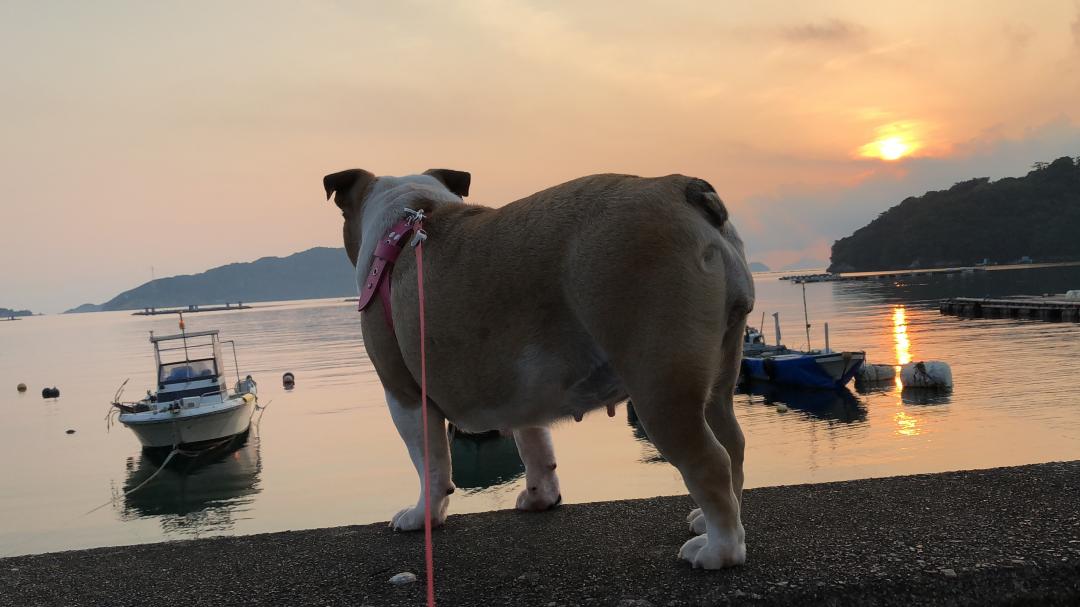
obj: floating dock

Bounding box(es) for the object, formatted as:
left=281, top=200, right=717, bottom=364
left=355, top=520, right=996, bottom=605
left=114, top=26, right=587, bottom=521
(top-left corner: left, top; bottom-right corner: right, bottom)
left=940, top=295, right=1080, bottom=322
left=132, top=302, right=250, bottom=316
left=781, top=260, right=1080, bottom=284
left=783, top=267, right=983, bottom=283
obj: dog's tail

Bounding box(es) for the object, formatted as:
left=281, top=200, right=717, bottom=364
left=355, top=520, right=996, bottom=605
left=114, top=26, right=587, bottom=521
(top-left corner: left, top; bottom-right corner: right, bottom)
left=684, top=178, right=728, bottom=229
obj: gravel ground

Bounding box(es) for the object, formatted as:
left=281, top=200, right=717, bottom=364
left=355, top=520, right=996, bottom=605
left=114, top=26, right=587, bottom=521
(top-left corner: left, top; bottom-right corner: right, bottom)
left=2, top=461, right=1078, bottom=606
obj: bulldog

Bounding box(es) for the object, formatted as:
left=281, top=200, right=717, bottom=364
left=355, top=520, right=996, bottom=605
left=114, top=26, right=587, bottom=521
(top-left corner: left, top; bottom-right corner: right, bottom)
left=324, top=168, right=754, bottom=569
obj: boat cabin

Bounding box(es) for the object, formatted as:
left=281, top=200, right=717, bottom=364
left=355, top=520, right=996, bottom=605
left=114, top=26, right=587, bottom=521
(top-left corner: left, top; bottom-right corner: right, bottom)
left=150, top=329, right=230, bottom=403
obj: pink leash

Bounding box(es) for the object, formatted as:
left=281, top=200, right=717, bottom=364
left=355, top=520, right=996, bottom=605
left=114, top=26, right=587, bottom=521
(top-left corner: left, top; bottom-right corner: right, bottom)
left=414, top=217, right=436, bottom=607
left=360, top=210, right=435, bottom=605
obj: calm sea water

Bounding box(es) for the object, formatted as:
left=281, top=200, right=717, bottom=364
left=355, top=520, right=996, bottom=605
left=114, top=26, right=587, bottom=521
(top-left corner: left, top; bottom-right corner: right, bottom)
left=2, top=266, right=1080, bottom=557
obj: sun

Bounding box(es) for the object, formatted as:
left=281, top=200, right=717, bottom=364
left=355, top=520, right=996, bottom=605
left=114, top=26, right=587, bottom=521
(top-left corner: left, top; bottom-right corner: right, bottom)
left=877, top=137, right=909, bottom=161
left=858, top=122, right=923, bottom=161
left=860, top=135, right=913, bottom=161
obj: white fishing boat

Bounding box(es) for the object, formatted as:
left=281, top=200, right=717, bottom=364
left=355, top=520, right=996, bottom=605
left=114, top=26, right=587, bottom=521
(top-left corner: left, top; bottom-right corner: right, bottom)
left=112, top=321, right=257, bottom=450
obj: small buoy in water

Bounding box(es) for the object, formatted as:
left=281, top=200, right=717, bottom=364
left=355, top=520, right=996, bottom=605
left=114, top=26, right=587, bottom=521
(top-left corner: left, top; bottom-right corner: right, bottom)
left=17, top=383, right=27, bottom=393
left=900, top=361, right=953, bottom=389
left=65, top=429, right=75, bottom=435
left=776, top=403, right=789, bottom=413
left=41, top=387, right=60, bottom=399
left=282, top=372, right=295, bottom=389
left=857, top=363, right=896, bottom=383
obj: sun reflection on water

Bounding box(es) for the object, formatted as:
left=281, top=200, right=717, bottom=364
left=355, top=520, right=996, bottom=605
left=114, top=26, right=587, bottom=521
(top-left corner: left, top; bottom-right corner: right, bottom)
left=894, top=410, right=921, bottom=436
left=893, top=306, right=911, bottom=365
left=893, top=306, right=911, bottom=391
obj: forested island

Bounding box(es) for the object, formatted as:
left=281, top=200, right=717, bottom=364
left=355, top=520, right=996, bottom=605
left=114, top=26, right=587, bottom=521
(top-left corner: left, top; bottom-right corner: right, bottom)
left=66, top=247, right=355, bottom=313
left=1, top=307, right=34, bottom=318
left=829, top=156, right=1080, bottom=272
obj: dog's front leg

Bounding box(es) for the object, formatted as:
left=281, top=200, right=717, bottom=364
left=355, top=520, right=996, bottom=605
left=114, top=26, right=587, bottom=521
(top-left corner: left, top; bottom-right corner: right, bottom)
left=512, top=426, right=562, bottom=511
left=386, top=391, right=454, bottom=531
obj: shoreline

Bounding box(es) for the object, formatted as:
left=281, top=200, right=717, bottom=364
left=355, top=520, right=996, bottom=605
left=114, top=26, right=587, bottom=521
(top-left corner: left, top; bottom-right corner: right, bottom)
left=2, top=461, right=1078, bottom=606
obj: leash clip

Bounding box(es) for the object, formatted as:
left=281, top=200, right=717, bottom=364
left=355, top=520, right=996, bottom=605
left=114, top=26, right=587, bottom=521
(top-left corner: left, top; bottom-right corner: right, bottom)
left=403, top=208, right=426, bottom=225
left=410, top=229, right=428, bottom=248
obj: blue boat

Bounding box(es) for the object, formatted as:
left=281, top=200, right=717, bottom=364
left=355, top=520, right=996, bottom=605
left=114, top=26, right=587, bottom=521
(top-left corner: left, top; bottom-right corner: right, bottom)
left=740, top=322, right=864, bottom=390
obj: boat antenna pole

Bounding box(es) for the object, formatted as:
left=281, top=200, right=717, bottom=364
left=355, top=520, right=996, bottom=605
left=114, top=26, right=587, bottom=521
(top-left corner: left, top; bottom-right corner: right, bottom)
left=178, top=311, right=190, bottom=360
left=802, top=282, right=812, bottom=351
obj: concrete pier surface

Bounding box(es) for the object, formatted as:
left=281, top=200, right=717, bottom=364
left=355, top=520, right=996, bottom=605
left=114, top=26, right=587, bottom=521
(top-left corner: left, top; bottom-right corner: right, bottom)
left=2, top=461, right=1078, bottom=606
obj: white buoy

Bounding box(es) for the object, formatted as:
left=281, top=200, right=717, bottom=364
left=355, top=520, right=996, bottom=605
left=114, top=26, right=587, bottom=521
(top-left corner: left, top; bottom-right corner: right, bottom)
left=900, top=361, right=953, bottom=389
left=857, top=363, right=896, bottom=383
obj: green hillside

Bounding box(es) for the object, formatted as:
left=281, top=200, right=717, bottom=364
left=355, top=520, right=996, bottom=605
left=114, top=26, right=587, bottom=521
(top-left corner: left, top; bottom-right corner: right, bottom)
left=829, top=156, right=1080, bottom=272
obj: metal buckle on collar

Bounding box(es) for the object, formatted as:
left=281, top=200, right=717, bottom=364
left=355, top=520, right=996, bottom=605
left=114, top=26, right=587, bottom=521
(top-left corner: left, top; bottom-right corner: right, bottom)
left=403, top=208, right=428, bottom=247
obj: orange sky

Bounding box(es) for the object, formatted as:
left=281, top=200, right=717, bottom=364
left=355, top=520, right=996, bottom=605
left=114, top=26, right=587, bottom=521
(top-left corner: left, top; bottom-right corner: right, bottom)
left=2, top=1, right=1079, bottom=312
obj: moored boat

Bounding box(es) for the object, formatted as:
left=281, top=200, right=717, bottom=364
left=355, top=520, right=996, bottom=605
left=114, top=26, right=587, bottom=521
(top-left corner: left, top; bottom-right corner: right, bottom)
left=112, top=322, right=257, bottom=450
left=740, top=290, right=865, bottom=390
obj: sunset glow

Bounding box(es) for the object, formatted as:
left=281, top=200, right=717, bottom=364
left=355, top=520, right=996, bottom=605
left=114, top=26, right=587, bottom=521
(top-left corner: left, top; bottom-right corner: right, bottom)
left=861, top=133, right=918, bottom=161
left=1, top=3, right=1079, bottom=312
left=879, top=137, right=910, bottom=161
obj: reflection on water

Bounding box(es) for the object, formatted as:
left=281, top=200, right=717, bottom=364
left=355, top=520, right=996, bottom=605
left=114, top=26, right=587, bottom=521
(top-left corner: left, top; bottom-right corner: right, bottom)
left=450, top=432, right=524, bottom=491
left=901, top=388, right=952, bottom=406
left=894, top=410, right=921, bottom=437
left=625, top=402, right=664, bottom=464
left=742, top=383, right=867, bottom=423
left=893, top=305, right=912, bottom=365
left=893, top=305, right=911, bottom=394
left=115, top=432, right=262, bottom=538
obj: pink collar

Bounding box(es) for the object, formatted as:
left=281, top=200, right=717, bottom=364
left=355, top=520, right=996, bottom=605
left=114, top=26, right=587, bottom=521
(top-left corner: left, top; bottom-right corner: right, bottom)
left=357, top=214, right=425, bottom=331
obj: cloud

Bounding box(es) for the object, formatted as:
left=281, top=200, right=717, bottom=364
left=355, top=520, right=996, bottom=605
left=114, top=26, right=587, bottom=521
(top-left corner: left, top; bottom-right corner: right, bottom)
left=782, top=19, right=867, bottom=45
left=739, top=118, right=1080, bottom=267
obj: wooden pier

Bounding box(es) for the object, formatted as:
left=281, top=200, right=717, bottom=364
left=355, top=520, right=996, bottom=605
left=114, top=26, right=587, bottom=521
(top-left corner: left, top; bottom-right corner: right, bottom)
left=132, top=302, right=250, bottom=316
left=940, top=295, right=1080, bottom=322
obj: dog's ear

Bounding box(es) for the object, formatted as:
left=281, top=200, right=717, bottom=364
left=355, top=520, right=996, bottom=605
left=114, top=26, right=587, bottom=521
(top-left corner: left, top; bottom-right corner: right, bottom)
left=423, top=169, right=471, bottom=197
left=323, top=169, right=375, bottom=207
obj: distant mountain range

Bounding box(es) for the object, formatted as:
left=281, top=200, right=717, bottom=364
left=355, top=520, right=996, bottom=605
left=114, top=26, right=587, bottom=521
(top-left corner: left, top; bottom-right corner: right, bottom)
left=830, top=156, right=1080, bottom=272
left=57, top=248, right=816, bottom=314
left=1, top=307, right=33, bottom=318
left=778, top=258, right=827, bottom=272
left=66, top=247, right=356, bottom=313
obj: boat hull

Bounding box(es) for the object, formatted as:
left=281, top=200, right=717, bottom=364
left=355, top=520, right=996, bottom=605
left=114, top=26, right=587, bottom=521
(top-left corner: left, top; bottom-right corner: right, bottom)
left=119, top=395, right=255, bottom=449
left=742, top=351, right=865, bottom=389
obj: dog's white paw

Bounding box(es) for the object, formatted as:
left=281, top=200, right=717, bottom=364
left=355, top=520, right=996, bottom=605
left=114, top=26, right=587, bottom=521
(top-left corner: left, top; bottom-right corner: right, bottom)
left=678, top=531, right=746, bottom=569
left=687, top=508, right=707, bottom=535
left=515, top=479, right=562, bottom=512
left=390, top=502, right=447, bottom=532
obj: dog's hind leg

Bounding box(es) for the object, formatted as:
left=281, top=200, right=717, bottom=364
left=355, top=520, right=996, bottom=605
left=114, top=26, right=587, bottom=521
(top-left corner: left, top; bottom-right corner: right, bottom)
left=513, top=426, right=562, bottom=511
left=386, top=390, right=455, bottom=531
left=627, top=368, right=746, bottom=569
left=688, top=317, right=747, bottom=535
